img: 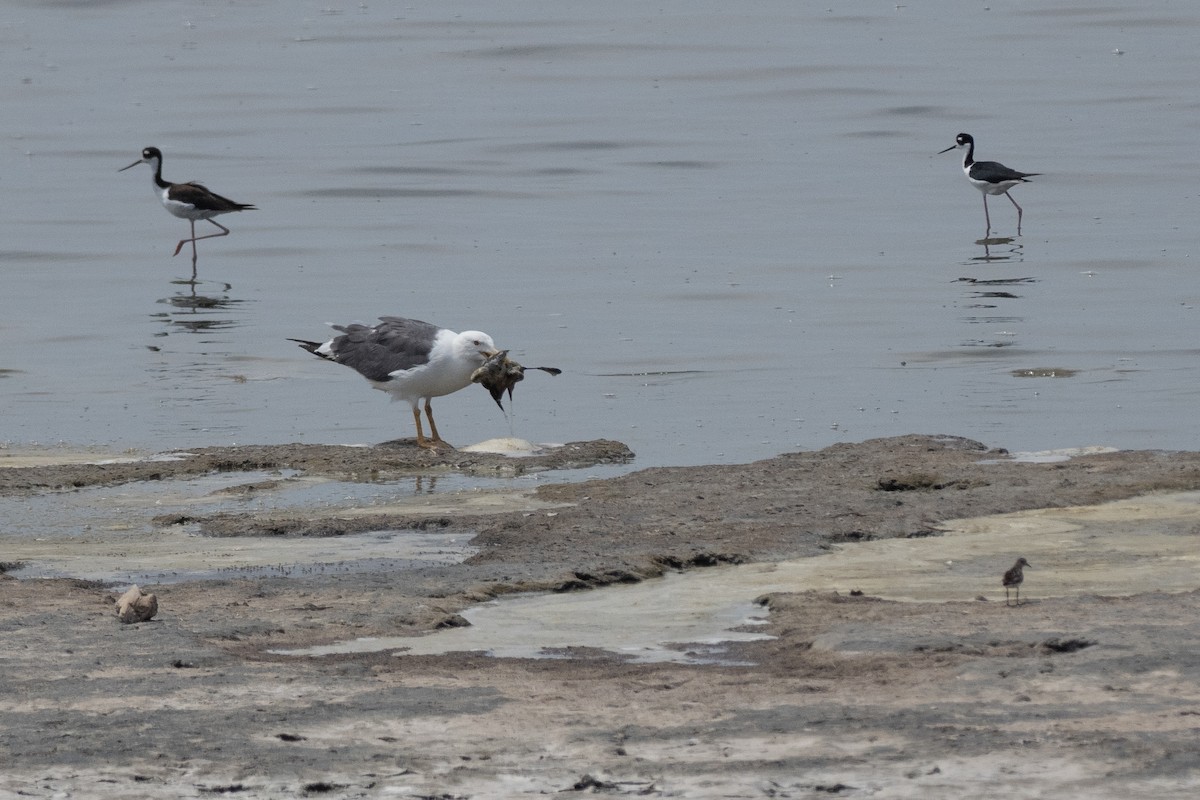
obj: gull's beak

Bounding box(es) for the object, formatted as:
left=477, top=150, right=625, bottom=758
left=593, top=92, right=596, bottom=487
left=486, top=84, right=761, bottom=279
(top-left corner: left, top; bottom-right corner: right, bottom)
left=118, top=159, right=143, bottom=172
left=937, top=144, right=957, bottom=155
left=481, top=349, right=500, bottom=358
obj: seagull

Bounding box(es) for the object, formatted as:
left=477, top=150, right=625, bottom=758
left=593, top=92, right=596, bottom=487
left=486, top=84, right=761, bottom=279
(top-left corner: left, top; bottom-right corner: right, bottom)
left=1002, top=557, right=1031, bottom=606
left=939, top=133, right=1039, bottom=235
left=120, top=147, right=256, bottom=274
left=290, top=316, right=499, bottom=449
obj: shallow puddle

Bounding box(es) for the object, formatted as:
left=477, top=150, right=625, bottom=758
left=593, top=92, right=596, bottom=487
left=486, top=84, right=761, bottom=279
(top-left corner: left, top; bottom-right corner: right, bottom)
left=1, top=469, right=506, bottom=533
left=280, top=491, right=1200, bottom=664
left=280, top=572, right=774, bottom=665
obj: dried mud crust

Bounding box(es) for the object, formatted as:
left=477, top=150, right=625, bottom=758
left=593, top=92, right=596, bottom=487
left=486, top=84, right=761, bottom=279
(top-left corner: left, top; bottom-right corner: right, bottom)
left=4, top=580, right=1200, bottom=798
left=6, top=434, right=1200, bottom=796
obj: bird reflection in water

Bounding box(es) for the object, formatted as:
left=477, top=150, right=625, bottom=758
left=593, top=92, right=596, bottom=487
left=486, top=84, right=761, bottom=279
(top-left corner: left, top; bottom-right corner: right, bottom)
left=153, top=277, right=244, bottom=335
left=972, top=235, right=1022, bottom=264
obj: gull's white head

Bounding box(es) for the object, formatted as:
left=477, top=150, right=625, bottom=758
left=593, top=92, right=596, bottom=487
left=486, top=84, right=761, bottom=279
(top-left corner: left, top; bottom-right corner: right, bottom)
left=455, top=330, right=499, bottom=364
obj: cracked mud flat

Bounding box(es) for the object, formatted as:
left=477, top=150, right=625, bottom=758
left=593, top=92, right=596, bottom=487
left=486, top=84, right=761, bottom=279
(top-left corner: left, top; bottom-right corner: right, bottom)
left=4, top=434, right=1200, bottom=798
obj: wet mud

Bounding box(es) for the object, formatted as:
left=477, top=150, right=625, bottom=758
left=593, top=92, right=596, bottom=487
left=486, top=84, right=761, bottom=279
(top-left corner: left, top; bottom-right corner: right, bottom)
left=0, top=438, right=635, bottom=493
left=4, top=434, right=1200, bottom=797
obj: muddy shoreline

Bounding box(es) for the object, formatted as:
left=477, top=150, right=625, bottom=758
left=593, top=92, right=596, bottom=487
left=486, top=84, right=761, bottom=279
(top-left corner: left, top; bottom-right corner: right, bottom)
left=4, top=434, right=1200, bottom=797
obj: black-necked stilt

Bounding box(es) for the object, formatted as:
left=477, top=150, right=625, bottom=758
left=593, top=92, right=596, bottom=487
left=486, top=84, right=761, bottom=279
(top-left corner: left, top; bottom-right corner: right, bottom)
left=289, top=317, right=500, bottom=449
left=939, top=133, right=1039, bottom=235
left=1002, top=557, right=1031, bottom=606
left=119, top=147, right=256, bottom=271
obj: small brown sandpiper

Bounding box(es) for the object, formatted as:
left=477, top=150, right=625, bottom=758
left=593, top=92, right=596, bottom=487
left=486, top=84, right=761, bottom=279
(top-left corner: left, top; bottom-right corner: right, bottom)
left=1002, top=557, right=1031, bottom=606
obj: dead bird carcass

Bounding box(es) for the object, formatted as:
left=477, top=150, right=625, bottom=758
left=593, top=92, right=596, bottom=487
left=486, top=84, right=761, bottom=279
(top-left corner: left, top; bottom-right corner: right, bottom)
left=470, top=350, right=561, bottom=410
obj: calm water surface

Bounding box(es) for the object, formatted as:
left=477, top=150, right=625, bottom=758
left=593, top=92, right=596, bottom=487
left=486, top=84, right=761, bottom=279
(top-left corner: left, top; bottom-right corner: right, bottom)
left=3, top=1, right=1198, bottom=470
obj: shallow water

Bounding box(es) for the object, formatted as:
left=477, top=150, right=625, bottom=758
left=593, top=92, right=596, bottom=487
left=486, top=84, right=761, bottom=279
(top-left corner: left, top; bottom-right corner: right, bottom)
left=3, top=1, right=1199, bottom=470
left=0, top=468, right=510, bottom=582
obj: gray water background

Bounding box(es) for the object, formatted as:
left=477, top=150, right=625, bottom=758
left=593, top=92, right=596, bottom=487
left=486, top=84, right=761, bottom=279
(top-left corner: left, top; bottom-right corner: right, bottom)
left=3, top=1, right=1198, bottom=470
